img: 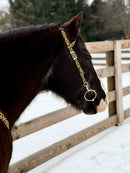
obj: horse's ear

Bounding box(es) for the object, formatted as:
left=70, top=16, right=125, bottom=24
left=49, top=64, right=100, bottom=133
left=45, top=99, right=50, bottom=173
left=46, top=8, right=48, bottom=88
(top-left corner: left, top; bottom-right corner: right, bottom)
left=64, top=12, right=83, bottom=38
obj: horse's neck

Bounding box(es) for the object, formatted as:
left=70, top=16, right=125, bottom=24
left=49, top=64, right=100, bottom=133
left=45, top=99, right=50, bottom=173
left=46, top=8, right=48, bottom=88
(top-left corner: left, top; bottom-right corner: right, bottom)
left=0, top=27, right=59, bottom=127
left=0, top=123, right=12, bottom=172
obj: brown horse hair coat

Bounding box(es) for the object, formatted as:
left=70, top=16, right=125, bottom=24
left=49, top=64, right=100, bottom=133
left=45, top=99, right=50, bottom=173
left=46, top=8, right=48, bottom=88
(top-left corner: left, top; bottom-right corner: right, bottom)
left=0, top=13, right=108, bottom=172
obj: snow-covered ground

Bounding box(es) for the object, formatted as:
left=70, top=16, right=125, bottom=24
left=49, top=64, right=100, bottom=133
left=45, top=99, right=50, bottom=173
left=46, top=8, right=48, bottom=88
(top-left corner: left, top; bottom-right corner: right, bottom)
left=29, top=118, right=130, bottom=173
left=10, top=51, right=130, bottom=173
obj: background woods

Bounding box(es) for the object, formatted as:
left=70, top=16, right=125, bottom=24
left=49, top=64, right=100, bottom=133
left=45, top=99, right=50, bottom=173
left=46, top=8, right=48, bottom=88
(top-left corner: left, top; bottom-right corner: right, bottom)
left=0, top=0, right=130, bottom=41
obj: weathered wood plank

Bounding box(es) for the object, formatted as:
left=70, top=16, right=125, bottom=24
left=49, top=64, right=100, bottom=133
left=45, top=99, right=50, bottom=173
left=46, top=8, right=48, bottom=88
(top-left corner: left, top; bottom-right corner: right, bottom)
left=12, top=106, right=81, bottom=141
left=92, top=57, right=130, bottom=60
left=108, top=86, right=130, bottom=102
left=85, top=41, right=114, bottom=53
left=92, top=58, right=106, bottom=60
left=121, top=58, right=130, bottom=60
left=106, top=51, right=116, bottom=117
left=122, top=51, right=130, bottom=53
left=120, top=40, right=130, bottom=49
left=96, top=66, right=114, bottom=78
left=93, top=63, right=106, bottom=66
left=114, top=41, right=124, bottom=124
left=122, top=63, right=130, bottom=73
left=123, top=86, right=130, bottom=96
left=9, top=114, right=118, bottom=173
left=86, top=40, right=130, bottom=53
left=124, top=108, right=130, bottom=119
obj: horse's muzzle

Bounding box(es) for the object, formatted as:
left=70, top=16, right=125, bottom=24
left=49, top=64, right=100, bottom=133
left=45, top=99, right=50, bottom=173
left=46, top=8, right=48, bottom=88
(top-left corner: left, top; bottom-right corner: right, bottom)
left=96, top=97, right=109, bottom=113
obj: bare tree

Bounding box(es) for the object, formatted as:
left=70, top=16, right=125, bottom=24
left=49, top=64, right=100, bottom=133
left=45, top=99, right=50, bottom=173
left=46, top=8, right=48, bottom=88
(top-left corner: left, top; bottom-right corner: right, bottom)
left=124, top=0, right=130, bottom=38
left=0, top=10, right=11, bottom=32
left=98, top=0, right=130, bottom=39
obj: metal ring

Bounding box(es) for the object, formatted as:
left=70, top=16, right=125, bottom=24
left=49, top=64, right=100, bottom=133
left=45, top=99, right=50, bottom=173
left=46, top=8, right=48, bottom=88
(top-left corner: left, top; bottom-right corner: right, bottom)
left=84, top=89, right=97, bottom=102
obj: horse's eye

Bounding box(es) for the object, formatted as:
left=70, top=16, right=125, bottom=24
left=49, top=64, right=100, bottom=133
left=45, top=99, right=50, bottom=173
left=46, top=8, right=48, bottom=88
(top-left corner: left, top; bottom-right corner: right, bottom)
left=82, top=47, right=91, bottom=56
left=82, top=59, right=91, bottom=64
left=82, top=47, right=87, bottom=51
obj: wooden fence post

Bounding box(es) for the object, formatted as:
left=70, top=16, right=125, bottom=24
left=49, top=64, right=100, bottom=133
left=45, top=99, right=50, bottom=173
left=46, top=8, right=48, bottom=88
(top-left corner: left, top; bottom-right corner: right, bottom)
left=114, top=41, right=124, bottom=124
left=106, top=51, right=116, bottom=117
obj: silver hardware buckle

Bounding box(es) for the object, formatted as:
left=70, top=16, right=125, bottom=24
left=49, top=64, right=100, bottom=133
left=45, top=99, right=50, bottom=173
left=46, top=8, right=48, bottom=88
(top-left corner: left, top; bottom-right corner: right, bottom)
left=84, top=85, right=97, bottom=102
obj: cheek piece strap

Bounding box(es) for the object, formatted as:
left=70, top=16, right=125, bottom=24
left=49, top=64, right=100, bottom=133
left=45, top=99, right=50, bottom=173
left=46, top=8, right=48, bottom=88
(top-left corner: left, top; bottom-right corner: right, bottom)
left=59, top=27, right=97, bottom=102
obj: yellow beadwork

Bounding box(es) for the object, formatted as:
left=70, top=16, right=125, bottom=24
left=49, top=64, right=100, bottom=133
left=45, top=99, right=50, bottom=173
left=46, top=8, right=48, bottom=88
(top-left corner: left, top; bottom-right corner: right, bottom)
left=0, top=112, right=9, bottom=129
left=59, top=28, right=87, bottom=85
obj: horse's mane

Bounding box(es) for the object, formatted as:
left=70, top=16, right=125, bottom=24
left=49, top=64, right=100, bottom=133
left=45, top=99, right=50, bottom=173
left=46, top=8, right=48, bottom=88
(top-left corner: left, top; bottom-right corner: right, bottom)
left=0, top=23, right=58, bottom=42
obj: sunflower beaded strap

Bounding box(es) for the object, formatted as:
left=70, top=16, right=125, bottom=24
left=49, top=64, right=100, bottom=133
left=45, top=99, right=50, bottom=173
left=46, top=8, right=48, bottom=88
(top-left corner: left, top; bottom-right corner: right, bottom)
left=59, top=27, right=88, bottom=86
left=0, top=112, right=10, bottom=129
left=59, top=27, right=97, bottom=102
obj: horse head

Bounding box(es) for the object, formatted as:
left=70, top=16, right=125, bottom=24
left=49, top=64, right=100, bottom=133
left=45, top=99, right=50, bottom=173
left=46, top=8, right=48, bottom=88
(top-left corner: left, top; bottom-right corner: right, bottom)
left=44, top=12, right=109, bottom=114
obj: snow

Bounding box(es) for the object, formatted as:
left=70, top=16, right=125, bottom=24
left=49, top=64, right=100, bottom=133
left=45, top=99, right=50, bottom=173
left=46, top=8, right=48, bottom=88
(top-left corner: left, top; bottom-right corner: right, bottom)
left=10, top=51, right=130, bottom=172
left=29, top=118, right=130, bottom=173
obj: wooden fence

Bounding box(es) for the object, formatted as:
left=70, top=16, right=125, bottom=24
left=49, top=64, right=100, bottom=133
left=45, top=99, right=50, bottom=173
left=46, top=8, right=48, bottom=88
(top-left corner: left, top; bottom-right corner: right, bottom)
left=92, top=55, right=130, bottom=66
left=92, top=43, right=130, bottom=66
left=8, top=40, right=130, bottom=173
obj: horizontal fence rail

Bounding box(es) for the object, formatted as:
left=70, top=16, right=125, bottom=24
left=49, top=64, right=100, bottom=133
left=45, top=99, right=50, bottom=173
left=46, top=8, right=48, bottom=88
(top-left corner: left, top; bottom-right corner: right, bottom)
left=92, top=48, right=130, bottom=66
left=9, top=39, right=130, bottom=173
left=9, top=109, right=130, bottom=173
left=85, top=40, right=130, bottom=53
left=92, top=57, right=130, bottom=60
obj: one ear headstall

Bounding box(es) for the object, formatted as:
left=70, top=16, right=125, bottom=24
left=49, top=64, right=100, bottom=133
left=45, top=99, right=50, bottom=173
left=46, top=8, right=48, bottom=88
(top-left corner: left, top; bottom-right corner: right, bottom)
left=59, top=27, right=97, bottom=102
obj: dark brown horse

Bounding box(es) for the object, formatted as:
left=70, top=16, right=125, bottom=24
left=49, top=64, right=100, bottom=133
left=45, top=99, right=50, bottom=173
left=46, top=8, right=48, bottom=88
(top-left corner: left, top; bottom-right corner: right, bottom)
left=0, top=13, right=108, bottom=172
